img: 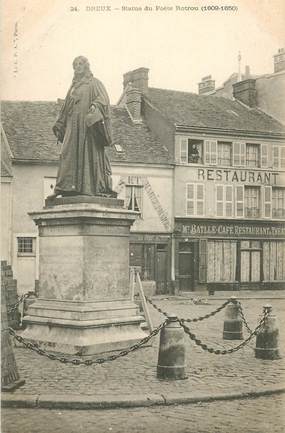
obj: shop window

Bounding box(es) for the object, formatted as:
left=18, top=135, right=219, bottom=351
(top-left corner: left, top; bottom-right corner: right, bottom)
left=246, top=143, right=260, bottom=168
left=244, top=186, right=260, bottom=218
left=17, top=237, right=35, bottom=256
left=217, top=142, right=232, bottom=166
left=263, top=241, right=285, bottom=281
left=157, top=244, right=166, bottom=251
left=186, top=183, right=204, bottom=216
left=207, top=240, right=237, bottom=282
left=272, top=188, right=285, bottom=219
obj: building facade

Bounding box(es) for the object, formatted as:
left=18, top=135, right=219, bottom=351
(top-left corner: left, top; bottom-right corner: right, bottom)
left=120, top=66, right=285, bottom=292
left=174, top=132, right=285, bottom=290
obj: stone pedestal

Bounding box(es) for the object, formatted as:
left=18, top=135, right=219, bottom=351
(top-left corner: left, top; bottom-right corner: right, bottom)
left=22, top=196, right=146, bottom=355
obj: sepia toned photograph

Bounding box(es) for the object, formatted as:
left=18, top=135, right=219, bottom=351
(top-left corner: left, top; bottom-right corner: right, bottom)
left=1, top=1, right=285, bottom=432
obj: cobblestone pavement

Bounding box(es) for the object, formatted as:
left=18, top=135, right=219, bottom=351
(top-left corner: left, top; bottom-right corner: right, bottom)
left=8, top=297, right=285, bottom=397
left=2, top=394, right=285, bottom=433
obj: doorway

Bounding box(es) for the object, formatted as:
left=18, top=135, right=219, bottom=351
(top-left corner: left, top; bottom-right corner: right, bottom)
left=178, top=242, right=194, bottom=291
left=240, top=241, right=261, bottom=283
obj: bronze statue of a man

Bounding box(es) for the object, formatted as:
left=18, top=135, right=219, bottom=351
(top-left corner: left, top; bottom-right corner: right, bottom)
left=51, top=56, right=116, bottom=198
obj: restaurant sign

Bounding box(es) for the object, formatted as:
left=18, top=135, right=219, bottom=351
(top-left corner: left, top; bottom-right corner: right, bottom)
left=175, top=220, right=285, bottom=238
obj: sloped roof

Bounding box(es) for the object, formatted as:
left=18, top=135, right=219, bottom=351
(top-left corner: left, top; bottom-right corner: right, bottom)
left=147, top=87, right=285, bottom=134
left=1, top=101, right=170, bottom=164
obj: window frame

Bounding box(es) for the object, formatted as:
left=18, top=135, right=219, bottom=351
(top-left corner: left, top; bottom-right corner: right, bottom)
left=186, top=183, right=205, bottom=217
left=17, top=236, right=36, bottom=257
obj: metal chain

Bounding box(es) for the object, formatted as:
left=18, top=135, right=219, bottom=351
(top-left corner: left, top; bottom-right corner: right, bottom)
left=178, top=310, right=269, bottom=355
left=237, top=302, right=253, bottom=334
left=146, top=297, right=232, bottom=322
left=182, top=300, right=231, bottom=323
left=145, top=297, right=169, bottom=317
left=7, top=319, right=169, bottom=366
left=7, top=292, right=36, bottom=314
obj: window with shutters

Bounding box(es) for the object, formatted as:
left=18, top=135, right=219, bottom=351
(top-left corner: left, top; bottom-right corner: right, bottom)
left=204, top=140, right=217, bottom=165
left=217, top=142, right=232, bottom=166
left=186, top=183, right=204, bottom=216
left=272, top=188, right=285, bottom=219
left=179, top=138, right=203, bottom=164
left=180, top=138, right=188, bottom=163
left=244, top=186, right=260, bottom=218
left=233, top=141, right=245, bottom=166
left=216, top=185, right=233, bottom=217
left=246, top=143, right=260, bottom=168
left=264, top=186, right=272, bottom=218
left=125, top=176, right=143, bottom=215
left=187, top=139, right=203, bottom=163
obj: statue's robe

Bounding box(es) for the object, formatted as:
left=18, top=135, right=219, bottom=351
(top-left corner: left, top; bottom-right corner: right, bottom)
left=53, top=75, right=113, bottom=196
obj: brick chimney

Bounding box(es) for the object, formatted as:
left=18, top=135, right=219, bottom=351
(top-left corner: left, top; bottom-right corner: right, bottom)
left=244, top=65, right=251, bottom=79
left=273, top=48, right=285, bottom=73
left=123, top=67, right=149, bottom=93
left=198, top=75, right=215, bottom=95
left=125, top=87, right=142, bottom=122
left=233, top=79, right=257, bottom=108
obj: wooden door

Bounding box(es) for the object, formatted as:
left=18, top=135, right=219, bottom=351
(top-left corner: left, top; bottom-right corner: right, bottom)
left=178, top=242, right=194, bottom=291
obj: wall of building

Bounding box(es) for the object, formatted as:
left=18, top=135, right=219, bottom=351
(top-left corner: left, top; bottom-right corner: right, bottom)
left=11, top=163, right=58, bottom=293
left=174, top=133, right=285, bottom=218
left=112, top=163, right=173, bottom=233
left=1, top=178, right=13, bottom=264
left=173, top=132, right=285, bottom=291
left=255, top=72, right=285, bottom=124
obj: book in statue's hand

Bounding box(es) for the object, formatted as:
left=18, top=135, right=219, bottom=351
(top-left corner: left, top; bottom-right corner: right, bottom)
left=85, top=107, right=103, bottom=127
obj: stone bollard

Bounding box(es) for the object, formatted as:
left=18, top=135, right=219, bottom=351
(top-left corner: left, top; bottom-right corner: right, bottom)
left=157, top=314, right=187, bottom=380
left=255, top=305, right=281, bottom=360
left=223, top=297, right=243, bottom=340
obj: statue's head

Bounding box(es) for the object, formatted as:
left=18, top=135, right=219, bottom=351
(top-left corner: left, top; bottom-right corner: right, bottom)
left=72, top=56, right=91, bottom=76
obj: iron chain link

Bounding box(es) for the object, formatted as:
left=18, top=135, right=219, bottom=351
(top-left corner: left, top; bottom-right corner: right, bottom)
left=8, top=318, right=169, bottom=366
left=7, top=291, right=36, bottom=314
left=146, top=296, right=232, bottom=322
left=145, top=297, right=169, bottom=317
left=179, top=310, right=269, bottom=355
left=237, top=302, right=253, bottom=334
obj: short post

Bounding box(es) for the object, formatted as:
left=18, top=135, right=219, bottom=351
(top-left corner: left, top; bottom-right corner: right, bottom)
left=157, top=314, right=187, bottom=380
left=223, top=297, right=243, bottom=340
left=1, top=282, right=25, bottom=392
left=255, top=305, right=281, bottom=360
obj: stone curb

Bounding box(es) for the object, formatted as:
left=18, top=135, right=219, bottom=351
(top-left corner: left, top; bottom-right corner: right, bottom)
left=2, top=387, right=285, bottom=410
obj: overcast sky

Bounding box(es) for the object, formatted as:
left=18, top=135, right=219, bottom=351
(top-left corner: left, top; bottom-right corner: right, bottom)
left=1, top=0, right=284, bottom=104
